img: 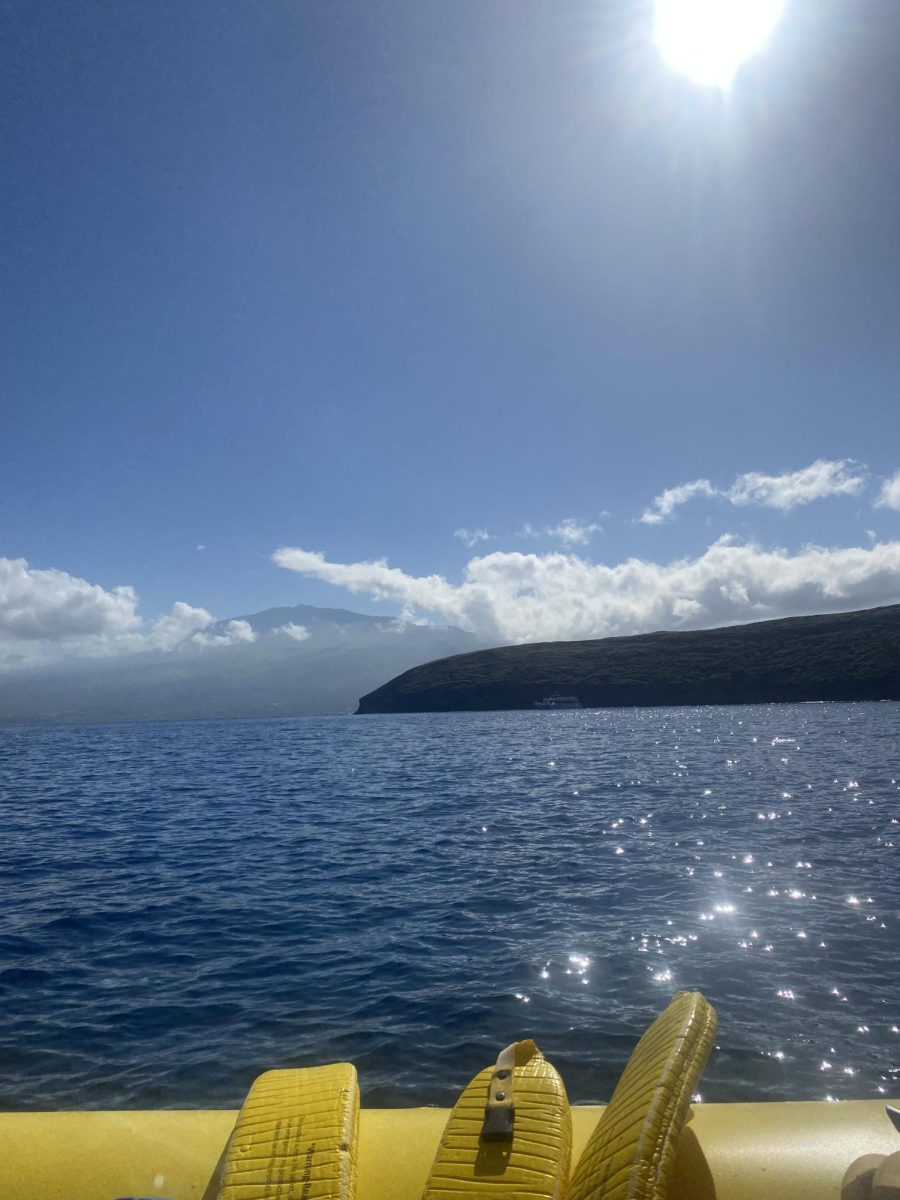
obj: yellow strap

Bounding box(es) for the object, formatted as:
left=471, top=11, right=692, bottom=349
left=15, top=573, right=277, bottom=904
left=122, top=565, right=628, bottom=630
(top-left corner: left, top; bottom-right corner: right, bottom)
left=569, top=991, right=717, bottom=1200
left=215, top=1063, right=359, bottom=1200
left=423, top=1039, right=571, bottom=1200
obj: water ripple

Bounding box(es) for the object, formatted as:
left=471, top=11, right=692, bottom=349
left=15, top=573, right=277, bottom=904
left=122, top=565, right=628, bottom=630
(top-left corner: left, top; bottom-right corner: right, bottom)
left=0, top=703, right=897, bottom=1109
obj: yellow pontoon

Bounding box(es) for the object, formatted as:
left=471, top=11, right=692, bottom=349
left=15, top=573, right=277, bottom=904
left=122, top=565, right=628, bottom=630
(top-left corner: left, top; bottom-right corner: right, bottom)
left=1, top=993, right=896, bottom=1200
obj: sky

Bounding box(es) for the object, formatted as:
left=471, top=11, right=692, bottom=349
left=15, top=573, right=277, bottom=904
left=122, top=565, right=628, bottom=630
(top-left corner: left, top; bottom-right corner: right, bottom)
left=3, top=0, right=900, bottom=666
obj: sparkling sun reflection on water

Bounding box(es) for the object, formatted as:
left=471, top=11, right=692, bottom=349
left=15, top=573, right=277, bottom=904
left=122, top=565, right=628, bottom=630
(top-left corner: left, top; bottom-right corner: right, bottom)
left=0, top=702, right=897, bottom=1109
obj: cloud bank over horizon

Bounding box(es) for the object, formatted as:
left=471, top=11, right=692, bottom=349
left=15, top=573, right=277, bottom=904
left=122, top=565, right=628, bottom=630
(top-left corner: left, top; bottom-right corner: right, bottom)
left=5, top=478, right=900, bottom=672
left=275, top=538, right=900, bottom=644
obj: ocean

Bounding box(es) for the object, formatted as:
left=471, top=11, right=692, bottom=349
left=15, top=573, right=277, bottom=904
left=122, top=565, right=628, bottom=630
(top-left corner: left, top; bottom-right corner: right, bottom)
left=0, top=703, right=897, bottom=1110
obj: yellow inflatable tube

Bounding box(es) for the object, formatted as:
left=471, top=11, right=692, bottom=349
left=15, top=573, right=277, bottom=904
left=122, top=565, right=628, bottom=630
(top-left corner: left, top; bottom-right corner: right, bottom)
left=0, top=1099, right=897, bottom=1200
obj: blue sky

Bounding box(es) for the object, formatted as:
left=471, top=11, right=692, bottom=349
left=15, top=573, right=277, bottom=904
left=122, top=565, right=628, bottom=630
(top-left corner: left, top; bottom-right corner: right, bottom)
left=3, top=0, right=900, bottom=660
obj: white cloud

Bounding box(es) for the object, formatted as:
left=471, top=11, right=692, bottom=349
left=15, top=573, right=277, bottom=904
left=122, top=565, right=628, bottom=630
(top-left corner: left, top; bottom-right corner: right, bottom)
left=0, top=557, right=254, bottom=669
left=875, top=470, right=900, bottom=511
left=641, top=459, right=866, bottom=524
left=275, top=622, right=311, bottom=642
left=546, top=518, right=603, bottom=546
left=274, top=539, right=900, bottom=644
left=454, top=528, right=492, bottom=548
left=226, top=619, right=256, bottom=643
left=0, top=557, right=142, bottom=643
left=729, top=459, right=865, bottom=510
left=515, top=518, right=605, bottom=543
left=192, top=619, right=256, bottom=648
left=640, top=480, right=719, bottom=524
left=381, top=612, right=433, bottom=633
left=149, top=601, right=216, bottom=650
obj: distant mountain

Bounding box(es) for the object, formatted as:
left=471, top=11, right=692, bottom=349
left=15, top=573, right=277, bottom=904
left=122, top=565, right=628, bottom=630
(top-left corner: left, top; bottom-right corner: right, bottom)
left=209, top=603, right=390, bottom=636
left=0, top=604, right=486, bottom=722
left=357, top=604, right=900, bottom=713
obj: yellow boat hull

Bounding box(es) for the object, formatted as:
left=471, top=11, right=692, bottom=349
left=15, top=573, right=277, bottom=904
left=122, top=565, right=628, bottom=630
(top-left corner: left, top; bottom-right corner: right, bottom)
left=1, top=1099, right=896, bottom=1200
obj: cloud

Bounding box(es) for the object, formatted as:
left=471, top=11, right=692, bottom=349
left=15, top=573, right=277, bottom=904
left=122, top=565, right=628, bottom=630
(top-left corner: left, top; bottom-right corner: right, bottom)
left=640, top=480, right=719, bottom=524
left=0, top=557, right=142, bottom=643
left=150, top=601, right=216, bottom=650
left=274, top=622, right=311, bottom=642
left=0, top=559, right=126, bottom=665
left=875, top=470, right=900, bottom=511
left=274, top=539, right=900, bottom=644
left=454, top=528, right=492, bottom=548
left=0, top=557, right=253, bottom=669
left=515, top=518, right=605, bottom=544
left=728, top=459, right=866, bottom=510
left=546, top=518, right=604, bottom=546
left=640, top=459, right=866, bottom=524
left=192, top=619, right=256, bottom=647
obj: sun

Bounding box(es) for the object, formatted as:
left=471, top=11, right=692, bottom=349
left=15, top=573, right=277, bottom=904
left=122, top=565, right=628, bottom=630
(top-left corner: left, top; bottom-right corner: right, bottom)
left=654, top=0, right=785, bottom=89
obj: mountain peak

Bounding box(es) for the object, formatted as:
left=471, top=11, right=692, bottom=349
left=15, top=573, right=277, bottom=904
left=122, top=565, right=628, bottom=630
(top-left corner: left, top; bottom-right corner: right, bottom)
left=213, top=603, right=392, bottom=637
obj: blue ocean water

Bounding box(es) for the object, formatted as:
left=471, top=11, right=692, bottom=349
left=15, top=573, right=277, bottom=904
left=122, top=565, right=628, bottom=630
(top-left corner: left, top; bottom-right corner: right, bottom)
left=0, top=703, right=897, bottom=1111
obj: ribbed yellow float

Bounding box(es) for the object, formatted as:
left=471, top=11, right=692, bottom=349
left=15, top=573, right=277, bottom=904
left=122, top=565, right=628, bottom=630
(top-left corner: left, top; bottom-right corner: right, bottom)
left=0, top=994, right=895, bottom=1200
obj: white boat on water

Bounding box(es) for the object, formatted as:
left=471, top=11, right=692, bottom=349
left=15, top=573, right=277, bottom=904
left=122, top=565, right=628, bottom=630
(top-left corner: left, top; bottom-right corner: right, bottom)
left=533, top=693, right=582, bottom=709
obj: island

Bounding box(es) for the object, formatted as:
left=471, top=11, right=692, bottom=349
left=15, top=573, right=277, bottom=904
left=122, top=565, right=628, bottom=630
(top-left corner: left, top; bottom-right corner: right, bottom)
left=356, top=603, right=900, bottom=713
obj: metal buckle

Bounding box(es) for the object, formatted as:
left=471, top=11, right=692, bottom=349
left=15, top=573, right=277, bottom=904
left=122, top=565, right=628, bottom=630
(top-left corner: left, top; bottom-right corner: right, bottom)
left=482, top=1044, right=515, bottom=1142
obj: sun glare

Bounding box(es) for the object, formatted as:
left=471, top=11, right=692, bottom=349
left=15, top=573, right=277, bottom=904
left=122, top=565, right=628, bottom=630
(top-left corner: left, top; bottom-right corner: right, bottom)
left=654, top=0, right=785, bottom=89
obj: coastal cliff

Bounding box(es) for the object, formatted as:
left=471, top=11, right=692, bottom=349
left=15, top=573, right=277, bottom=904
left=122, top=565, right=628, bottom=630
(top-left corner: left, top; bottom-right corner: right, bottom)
left=356, top=604, right=900, bottom=713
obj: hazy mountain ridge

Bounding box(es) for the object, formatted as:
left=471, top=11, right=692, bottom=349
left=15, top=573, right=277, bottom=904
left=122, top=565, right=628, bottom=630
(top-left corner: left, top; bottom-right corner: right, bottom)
left=0, top=604, right=485, bottom=722
left=209, top=603, right=395, bottom=636
left=357, top=604, right=900, bottom=713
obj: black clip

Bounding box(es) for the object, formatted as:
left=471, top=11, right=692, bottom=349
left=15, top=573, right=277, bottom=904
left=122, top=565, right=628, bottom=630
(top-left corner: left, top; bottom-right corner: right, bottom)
left=482, top=1101, right=515, bottom=1141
